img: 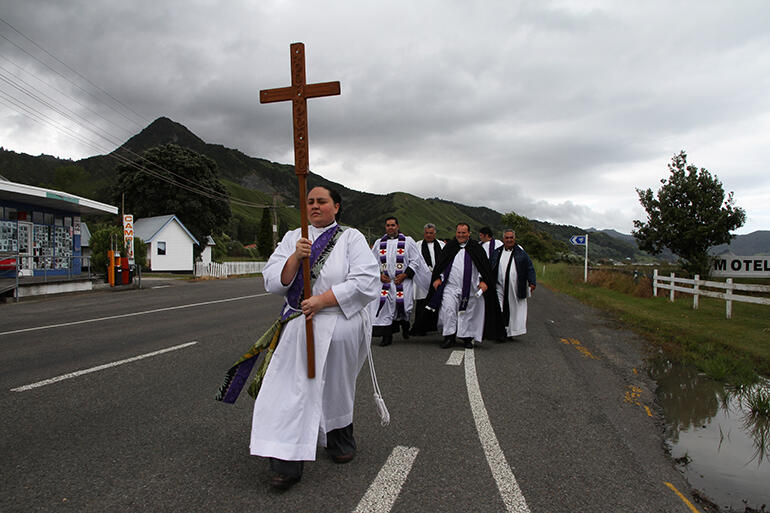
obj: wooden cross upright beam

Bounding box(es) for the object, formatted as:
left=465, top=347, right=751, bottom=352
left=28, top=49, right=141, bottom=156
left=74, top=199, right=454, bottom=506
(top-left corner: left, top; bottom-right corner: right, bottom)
left=260, top=42, right=340, bottom=379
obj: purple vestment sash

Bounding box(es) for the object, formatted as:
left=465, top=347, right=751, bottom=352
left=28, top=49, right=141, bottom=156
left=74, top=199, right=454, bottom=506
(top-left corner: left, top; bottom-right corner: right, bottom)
left=458, top=248, right=473, bottom=311
left=215, top=225, right=340, bottom=404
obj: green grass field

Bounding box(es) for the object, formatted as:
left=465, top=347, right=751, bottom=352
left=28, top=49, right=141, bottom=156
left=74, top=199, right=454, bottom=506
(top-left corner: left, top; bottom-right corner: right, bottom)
left=537, top=262, right=770, bottom=381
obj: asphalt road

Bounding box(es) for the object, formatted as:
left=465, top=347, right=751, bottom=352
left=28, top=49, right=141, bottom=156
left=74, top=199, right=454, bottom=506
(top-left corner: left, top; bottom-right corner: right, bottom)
left=0, top=277, right=710, bottom=513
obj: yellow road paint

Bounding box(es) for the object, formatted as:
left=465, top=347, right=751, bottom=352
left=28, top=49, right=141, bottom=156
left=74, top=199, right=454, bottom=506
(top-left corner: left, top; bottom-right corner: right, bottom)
left=664, top=481, right=702, bottom=513
left=644, top=406, right=653, bottom=417
left=559, top=337, right=599, bottom=359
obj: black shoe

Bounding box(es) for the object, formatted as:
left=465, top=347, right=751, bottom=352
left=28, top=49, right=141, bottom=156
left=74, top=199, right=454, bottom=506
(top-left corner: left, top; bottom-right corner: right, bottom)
left=440, top=335, right=455, bottom=348
left=401, top=321, right=410, bottom=340
left=270, top=473, right=300, bottom=490
left=330, top=451, right=356, bottom=464
left=464, top=339, right=474, bottom=349
left=379, top=335, right=392, bottom=347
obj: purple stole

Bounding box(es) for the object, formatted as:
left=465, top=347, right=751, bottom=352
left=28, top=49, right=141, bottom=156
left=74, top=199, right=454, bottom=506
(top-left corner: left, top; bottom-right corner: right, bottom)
left=487, top=238, right=495, bottom=260
left=376, top=233, right=407, bottom=317
left=428, top=245, right=474, bottom=312
left=458, top=248, right=473, bottom=311
left=215, top=225, right=340, bottom=404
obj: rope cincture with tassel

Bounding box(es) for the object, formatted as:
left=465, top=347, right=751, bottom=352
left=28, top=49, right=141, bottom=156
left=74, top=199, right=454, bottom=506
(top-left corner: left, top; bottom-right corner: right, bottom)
left=367, top=341, right=390, bottom=426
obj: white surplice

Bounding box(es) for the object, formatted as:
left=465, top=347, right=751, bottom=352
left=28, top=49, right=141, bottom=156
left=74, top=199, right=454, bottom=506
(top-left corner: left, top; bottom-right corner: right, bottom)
left=413, top=239, right=446, bottom=301
left=437, top=244, right=485, bottom=342
left=250, top=223, right=379, bottom=461
left=496, top=248, right=530, bottom=337
left=369, top=235, right=430, bottom=327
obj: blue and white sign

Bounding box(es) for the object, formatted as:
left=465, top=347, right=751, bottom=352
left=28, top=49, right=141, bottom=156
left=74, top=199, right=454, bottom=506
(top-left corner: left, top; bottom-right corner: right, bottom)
left=570, top=235, right=586, bottom=246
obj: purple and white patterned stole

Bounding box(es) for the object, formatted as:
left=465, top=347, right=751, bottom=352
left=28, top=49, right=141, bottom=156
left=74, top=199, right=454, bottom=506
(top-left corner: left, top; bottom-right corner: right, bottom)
left=376, top=233, right=407, bottom=317
left=487, top=238, right=495, bottom=260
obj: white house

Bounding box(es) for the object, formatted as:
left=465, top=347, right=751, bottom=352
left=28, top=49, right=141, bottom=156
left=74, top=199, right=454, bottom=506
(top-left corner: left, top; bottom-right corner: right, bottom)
left=134, top=215, right=199, bottom=272
left=200, top=235, right=216, bottom=265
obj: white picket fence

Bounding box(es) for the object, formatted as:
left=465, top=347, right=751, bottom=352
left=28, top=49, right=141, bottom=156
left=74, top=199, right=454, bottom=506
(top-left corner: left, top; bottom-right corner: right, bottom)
left=653, top=269, right=770, bottom=319
left=195, top=261, right=266, bottom=278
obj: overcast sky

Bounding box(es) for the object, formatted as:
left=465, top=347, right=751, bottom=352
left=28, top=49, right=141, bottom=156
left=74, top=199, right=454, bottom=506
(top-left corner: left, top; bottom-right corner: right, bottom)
left=1, top=0, right=768, bottom=234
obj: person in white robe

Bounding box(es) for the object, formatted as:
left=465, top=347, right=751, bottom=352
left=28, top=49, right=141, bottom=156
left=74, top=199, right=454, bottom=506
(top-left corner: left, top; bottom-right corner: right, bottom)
left=369, top=216, right=429, bottom=346
left=479, top=226, right=503, bottom=261
left=411, top=223, right=445, bottom=336
left=420, top=223, right=501, bottom=348
left=492, top=229, right=536, bottom=338
left=250, top=186, right=380, bottom=488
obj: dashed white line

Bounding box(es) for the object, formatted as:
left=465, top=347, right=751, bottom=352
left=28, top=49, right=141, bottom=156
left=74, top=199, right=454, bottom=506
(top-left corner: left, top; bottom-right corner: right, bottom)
left=353, top=445, right=419, bottom=513
left=446, top=350, right=464, bottom=366
left=464, top=348, right=531, bottom=513
left=10, top=341, right=198, bottom=392
left=0, top=293, right=269, bottom=337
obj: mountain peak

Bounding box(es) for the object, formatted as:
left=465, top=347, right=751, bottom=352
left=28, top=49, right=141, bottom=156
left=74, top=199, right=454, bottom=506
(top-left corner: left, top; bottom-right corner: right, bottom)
left=115, top=116, right=206, bottom=156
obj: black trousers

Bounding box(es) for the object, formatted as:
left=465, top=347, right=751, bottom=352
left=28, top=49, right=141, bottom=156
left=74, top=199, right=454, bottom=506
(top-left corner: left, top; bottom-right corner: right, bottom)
left=269, top=423, right=355, bottom=478
left=372, top=321, right=409, bottom=337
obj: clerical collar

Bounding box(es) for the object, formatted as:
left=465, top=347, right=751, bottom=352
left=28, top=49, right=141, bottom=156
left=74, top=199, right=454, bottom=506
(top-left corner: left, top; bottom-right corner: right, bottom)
left=309, top=221, right=337, bottom=238
left=459, top=242, right=467, bottom=248
left=504, top=247, right=513, bottom=251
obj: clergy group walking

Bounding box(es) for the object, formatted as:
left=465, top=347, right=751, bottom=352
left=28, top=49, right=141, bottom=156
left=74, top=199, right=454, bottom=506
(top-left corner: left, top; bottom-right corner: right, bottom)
left=216, top=204, right=537, bottom=491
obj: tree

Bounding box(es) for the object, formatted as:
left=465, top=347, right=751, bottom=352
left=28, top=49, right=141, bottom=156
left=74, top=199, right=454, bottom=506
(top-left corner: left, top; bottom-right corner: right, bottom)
left=632, top=151, right=745, bottom=277
left=113, top=144, right=231, bottom=259
left=499, top=212, right=566, bottom=261
left=257, top=208, right=273, bottom=258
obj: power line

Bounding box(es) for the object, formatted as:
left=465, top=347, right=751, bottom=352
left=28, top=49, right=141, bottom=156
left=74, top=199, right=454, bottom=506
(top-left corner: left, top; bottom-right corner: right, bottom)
left=0, top=18, right=281, bottom=211
left=0, top=16, right=148, bottom=126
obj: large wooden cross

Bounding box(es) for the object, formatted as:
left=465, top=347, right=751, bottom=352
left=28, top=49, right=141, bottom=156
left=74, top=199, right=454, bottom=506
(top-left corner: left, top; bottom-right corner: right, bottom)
left=260, top=42, right=340, bottom=379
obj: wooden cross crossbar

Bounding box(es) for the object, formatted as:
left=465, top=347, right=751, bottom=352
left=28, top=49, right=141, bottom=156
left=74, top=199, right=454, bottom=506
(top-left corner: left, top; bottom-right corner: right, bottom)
left=259, top=42, right=341, bottom=379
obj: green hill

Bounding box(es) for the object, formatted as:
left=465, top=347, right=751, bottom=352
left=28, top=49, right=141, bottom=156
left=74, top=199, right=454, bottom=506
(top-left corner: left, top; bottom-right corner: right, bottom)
left=8, top=116, right=756, bottom=260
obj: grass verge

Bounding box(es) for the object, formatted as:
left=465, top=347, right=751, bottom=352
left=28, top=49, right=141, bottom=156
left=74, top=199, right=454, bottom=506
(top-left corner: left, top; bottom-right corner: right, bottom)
left=537, top=262, right=770, bottom=382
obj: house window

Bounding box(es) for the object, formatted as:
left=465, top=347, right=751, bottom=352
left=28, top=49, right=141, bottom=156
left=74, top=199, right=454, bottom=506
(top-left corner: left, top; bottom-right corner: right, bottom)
left=157, top=241, right=166, bottom=255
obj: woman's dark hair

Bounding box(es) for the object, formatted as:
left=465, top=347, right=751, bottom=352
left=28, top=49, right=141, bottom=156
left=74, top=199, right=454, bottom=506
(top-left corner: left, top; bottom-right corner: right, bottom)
left=309, top=185, right=343, bottom=220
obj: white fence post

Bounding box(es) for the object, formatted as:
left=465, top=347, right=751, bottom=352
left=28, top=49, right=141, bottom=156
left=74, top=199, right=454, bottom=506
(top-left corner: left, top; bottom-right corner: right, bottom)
left=693, top=274, right=699, bottom=310
left=653, top=269, right=658, bottom=296
left=725, top=278, right=733, bottom=319
left=670, top=272, right=675, bottom=303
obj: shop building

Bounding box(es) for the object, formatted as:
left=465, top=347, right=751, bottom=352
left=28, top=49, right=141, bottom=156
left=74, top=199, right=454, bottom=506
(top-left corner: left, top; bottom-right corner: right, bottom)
left=0, top=179, right=118, bottom=278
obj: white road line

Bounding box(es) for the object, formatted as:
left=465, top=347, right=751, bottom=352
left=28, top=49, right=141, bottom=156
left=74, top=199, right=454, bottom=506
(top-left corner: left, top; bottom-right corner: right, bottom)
left=0, top=293, right=269, bottom=337
left=353, top=445, right=419, bottom=513
left=464, top=348, right=531, bottom=513
left=446, top=350, right=464, bottom=366
left=10, top=341, right=198, bottom=392
left=151, top=285, right=170, bottom=289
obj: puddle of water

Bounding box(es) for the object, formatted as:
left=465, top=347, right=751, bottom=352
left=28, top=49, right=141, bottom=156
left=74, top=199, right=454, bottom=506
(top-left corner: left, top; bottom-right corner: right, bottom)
left=648, top=358, right=770, bottom=512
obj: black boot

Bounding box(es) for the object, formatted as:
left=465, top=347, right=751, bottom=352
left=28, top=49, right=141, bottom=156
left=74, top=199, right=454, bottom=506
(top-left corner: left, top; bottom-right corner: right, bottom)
left=440, top=334, right=456, bottom=348
left=401, top=321, right=410, bottom=340
left=379, top=334, right=393, bottom=347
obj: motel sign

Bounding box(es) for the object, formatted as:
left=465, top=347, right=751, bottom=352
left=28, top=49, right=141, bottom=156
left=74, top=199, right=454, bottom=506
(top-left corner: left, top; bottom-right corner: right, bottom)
left=711, top=255, right=770, bottom=278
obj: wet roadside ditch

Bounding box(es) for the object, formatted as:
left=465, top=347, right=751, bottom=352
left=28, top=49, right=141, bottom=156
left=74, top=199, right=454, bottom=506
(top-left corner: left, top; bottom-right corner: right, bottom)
left=648, top=357, right=770, bottom=512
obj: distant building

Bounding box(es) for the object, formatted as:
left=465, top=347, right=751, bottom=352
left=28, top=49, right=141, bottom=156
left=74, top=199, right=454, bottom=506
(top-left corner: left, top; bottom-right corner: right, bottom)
left=0, top=179, right=117, bottom=278
left=133, top=215, right=199, bottom=272
left=200, top=235, right=216, bottom=265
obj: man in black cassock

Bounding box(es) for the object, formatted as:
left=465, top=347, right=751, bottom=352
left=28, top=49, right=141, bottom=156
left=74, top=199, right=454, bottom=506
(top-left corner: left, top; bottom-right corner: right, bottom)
left=416, top=222, right=502, bottom=348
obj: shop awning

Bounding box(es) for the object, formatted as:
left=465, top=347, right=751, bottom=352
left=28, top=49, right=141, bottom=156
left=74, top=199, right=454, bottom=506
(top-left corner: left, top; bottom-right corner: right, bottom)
left=0, top=180, right=118, bottom=215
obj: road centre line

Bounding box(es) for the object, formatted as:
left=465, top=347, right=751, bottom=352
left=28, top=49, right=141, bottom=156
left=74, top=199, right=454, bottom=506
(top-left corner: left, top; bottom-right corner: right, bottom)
left=446, top=350, right=464, bottom=366
left=10, top=341, right=198, bottom=392
left=0, top=293, right=269, bottom=337
left=464, top=348, right=531, bottom=513
left=353, top=445, right=419, bottom=513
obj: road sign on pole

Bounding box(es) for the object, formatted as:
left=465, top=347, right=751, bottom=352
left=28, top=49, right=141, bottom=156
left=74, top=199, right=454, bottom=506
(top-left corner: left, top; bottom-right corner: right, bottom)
left=570, top=234, right=589, bottom=282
